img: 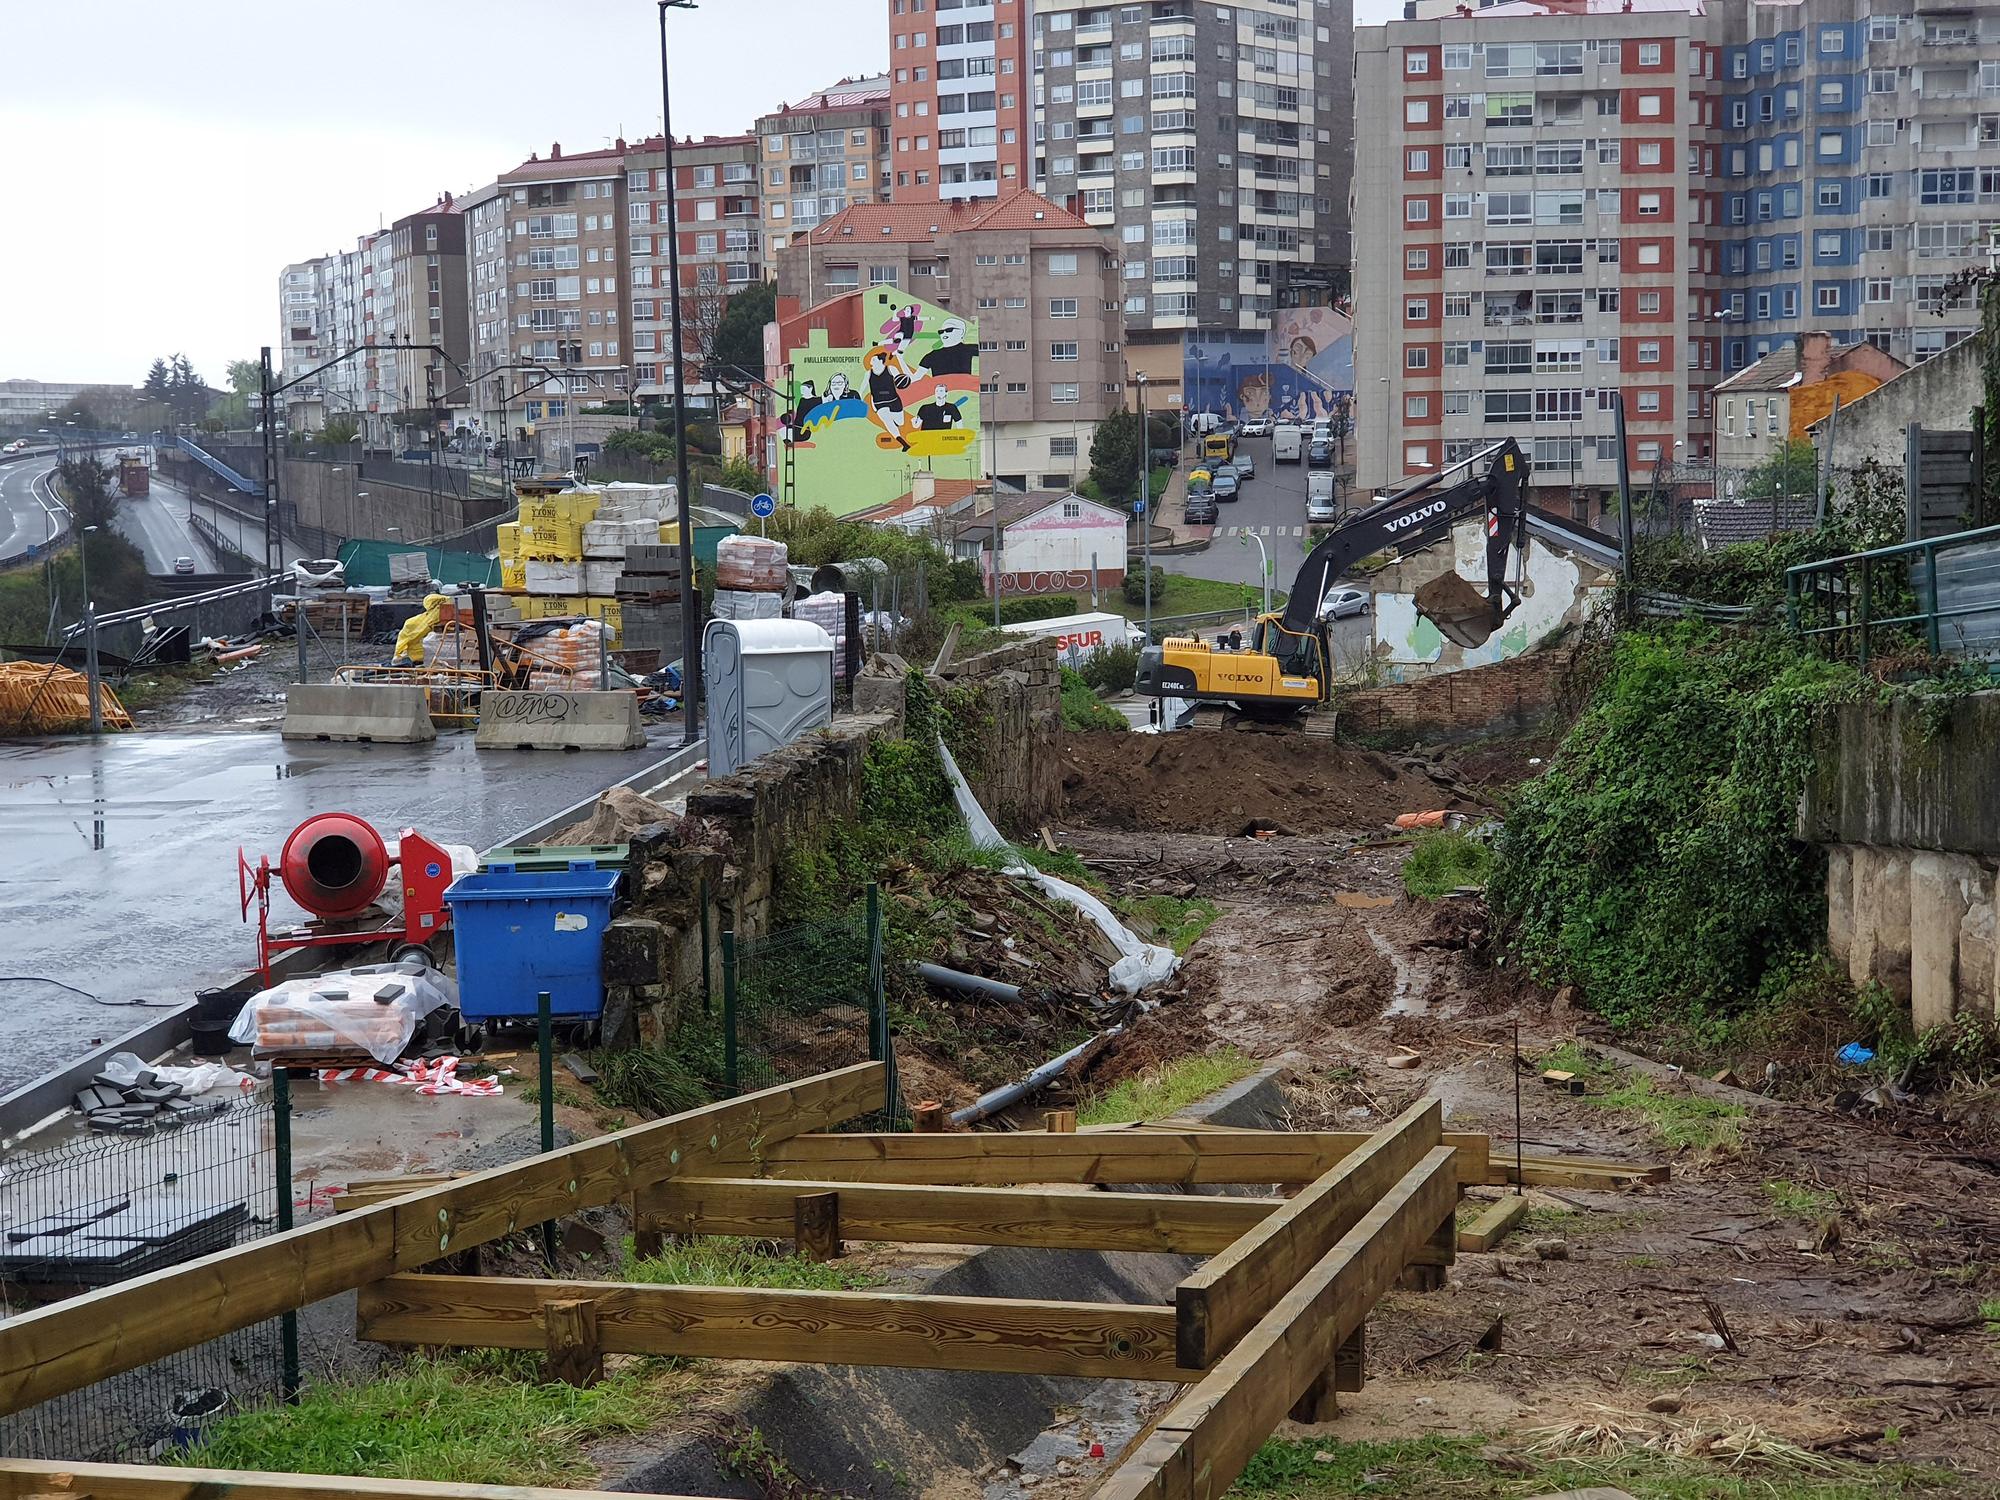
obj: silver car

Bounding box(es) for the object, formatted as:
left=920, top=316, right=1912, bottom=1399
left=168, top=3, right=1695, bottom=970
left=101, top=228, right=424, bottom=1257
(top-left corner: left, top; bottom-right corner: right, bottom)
left=1233, top=450, right=1256, bottom=480
left=1317, top=585, right=1370, bottom=620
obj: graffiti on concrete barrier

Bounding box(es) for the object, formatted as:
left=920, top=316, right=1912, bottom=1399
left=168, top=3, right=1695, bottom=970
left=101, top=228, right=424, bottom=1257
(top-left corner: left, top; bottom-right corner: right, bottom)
left=490, top=693, right=578, bottom=724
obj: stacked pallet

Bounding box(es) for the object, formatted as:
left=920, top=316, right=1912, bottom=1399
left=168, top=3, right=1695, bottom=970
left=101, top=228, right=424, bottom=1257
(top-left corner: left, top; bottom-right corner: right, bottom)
left=712, top=534, right=787, bottom=621
left=0, top=661, right=133, bottom=733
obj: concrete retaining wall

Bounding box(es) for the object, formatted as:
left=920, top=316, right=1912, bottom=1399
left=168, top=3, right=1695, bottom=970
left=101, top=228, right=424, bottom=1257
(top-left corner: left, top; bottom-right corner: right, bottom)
left=1805, top=692, right=2000, bottom=1026
left=607, top=1066, right=1295, bottom=1498
left=281, top=683, right=435, bottom=743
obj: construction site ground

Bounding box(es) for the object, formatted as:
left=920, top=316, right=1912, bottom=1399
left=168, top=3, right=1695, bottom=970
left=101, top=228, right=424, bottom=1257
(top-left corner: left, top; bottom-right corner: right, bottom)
left=1037, top=729, right=2000, bottom=1496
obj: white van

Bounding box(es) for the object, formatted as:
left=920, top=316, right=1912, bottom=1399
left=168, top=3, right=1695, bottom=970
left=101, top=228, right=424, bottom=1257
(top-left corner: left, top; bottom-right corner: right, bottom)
left=1306, top=471, right=1337, bottom=522
left=1272, top=424, right=1304, bottom=463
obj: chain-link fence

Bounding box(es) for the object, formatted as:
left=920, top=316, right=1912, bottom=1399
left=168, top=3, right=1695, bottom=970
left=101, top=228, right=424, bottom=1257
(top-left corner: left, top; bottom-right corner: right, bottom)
left=0, top=1092, right=286, bottom=1462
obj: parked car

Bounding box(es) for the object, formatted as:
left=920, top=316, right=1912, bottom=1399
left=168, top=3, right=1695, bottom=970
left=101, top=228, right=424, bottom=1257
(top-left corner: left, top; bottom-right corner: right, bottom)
left=1183, top=492, right=1219, bottom=525
left=1307, top=438, right=1334, bottom=467
left=1233, top=450, right=1256, bottom=480
left=1306, top=471, right=1338, bottom=522
left=1211, top=467, right=1241, bottom=501
left=173, top=556, right=197, bottom=575
left=1317, top=585, right=1370, bottom=620
left=1187, top=466, right=1213, bottom=495
left=1239, top=416, right=1271, bottom=438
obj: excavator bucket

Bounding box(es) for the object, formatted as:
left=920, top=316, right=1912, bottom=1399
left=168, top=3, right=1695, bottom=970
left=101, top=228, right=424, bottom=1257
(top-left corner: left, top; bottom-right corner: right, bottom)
left=1413, top=572, right=1506, bottom=650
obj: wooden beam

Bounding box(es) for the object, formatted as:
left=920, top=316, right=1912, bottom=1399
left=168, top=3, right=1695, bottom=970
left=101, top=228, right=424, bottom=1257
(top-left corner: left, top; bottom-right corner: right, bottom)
left=1174, top=1099, right=1442, bottom=1370
left=543, top=1298, right=602, bottom=1388
left=756, top=1129, right=1491, bottom=1187
left=793, top=1190, right=842, bottom=1262
left=636, top=1176, right=1278, bottom=1255
left=0, top=1459, right=700, bottom=1500
left=357, top=1274, right=1197, bottom=1382
left=0, top=1063, right=885, bottom=1418
left=1094, top=1147, right=1459, bottom=1500
left=1457, top=1193, right=1530, bottom=1254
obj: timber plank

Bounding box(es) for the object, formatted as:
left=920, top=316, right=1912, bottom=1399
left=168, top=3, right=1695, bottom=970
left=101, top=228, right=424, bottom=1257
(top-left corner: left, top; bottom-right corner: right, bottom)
left=0, top=1459, right=697, bottom=1500
left=0, top=1063, right=884, bottom=1418
left=757, top=1129, right=1491, bottom=1187
left=357, top=1273, right=1197, bottom=1382
left=1457, top=1194, right=1530, bottom=1254
left=1095, top=1147, right=1459, bottom=1500
left=637, top=1177, right=1277, bottom=1254
left=1175, top=1100, right=1442, bottom=1369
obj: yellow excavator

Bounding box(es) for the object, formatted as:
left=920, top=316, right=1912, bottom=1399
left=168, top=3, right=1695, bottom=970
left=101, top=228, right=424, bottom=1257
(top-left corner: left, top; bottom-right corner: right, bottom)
left=1134, top=439, right=1531, bottom=717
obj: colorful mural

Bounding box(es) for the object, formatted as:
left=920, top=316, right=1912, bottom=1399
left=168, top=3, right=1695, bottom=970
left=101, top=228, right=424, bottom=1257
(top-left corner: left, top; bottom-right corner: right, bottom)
left=1181, top=307, right=1354, bottom=426
left=779, top=287, right=981, bottom=516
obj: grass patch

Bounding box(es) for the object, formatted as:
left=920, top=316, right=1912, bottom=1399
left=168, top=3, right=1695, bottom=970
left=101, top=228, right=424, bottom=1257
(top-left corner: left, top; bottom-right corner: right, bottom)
left=588, top=1043, right=723, bottom=1118
left=623, top=1235, right=880, bottom=1291
left=1400, top=829, right=1493, bottom=900
left=1120, top=893, right=1221, bottom=954
left=1980, top=1298, right=2000, bottom=1327
left=1599, top=1073, right=1745, bottom=1153
left=1764, top=1179, right=1840, bottom=1219
left=177, top=1351, right=690, bottom=1487
left=1061, top=667, right=1126, bottom=732
left=1232, top=1433, right=1965, bottom=1499
left=115, top=660, right=219, bottom=712
left=1080, top=1046, right=1257, bottom=1126
left=1540, top=1041, right=1613, bottom=1079
left=518, top=1079, right=585, bottom=1112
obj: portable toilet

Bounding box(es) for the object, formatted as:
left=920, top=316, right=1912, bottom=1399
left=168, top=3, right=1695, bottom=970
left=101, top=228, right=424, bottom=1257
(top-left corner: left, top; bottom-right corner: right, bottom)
left=703, top=618, right=836, bottom=778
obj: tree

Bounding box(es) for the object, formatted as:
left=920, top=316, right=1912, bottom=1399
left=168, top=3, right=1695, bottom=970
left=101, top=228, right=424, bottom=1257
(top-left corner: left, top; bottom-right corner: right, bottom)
left=1741, top=438, right=1818, bottom=501
left=57, top=458, right=118, bottom=530
left=1089, top=408, right=1143, bottom=503
left=711, top=280, right=777, bottom=379
left=322, top=415, right=361, bottom=446
left=213, top=359, right=263, bottom=426
left=142, top=358, right=172, bottom=407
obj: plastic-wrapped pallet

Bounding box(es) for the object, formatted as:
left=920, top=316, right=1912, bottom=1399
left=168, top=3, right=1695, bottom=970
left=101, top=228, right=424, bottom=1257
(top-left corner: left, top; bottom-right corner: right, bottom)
left=714, top=535, right=789, bottom=591
left=583, top=559, right=623, bottom=597
left=518, top=521, right=584, bottom=559
left=601, top=481, right=672, bottom=521
left=582, top=516, right=660, bottom=558
left=712, top=587, right=785, bottom=621
left=525, top=559, right=584, bottom=594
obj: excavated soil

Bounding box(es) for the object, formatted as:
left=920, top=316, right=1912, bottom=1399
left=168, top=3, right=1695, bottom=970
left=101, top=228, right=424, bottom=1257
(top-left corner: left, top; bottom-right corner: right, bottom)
left=1059, top=730, right=1477, bottom=836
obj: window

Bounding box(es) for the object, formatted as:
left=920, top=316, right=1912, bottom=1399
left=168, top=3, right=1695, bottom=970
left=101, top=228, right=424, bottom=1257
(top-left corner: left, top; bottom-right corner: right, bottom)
left=1406, top=198, right=1431, bottom=224
left=1866, top=277, right=1893, bottom=303
left=1407, top=148, right=1431, bottom=173
left=1485, top=342, right=1531, bottom=374
left=1444, top=293, right=1472, bottom=318
left=1869, top=15, right=1898, bottom=41
left=1637, top=93, right=1663, bottom=117
left=1444, top=44, right=1472, bottom=72
left=1637, top=141, right=1662, bottom=167
left=1405, top=395, right=1429, bottom=419
left=1636, top=241, right=1662, bottom=266
left=1406, top=297, right=1430, bottom=321
left=1486, top=93, right=1533, bottom=126
left=1444, top=243, right=1472, bottom=269
left=1046, top=252, right=1078, bottom=276
left=1637, top=340, right=1661, bottom=364
left=1444, top=193, right=1473, bottom=220
left=1637, top=192, right=1662, bottom=216
left=1817, top=130, right=1843, bottom=159
left=1869, top=68, right=1897, bottom=95
left=1444, top=392, right=1470, bottom=416
left=1049, top=341, right=1078, bottom=361
left=1867, top=173, right=1894, bottom=199
left=1406, top=52, right=1429, bottom=76
left=1816, top=230, right=1842, bottom=259
left=1406, top=346, right=1430, bottom=370
left=1051, top=383, right=1080, bottom=404
left=1817, top=284, right=1842, bottom=310
left=1819, top=81, right=1844, bottom=107
left=1444, top=96, right=1471, bottom=120
left=1485, top=391, right=1532, bottom=424
left=1443, top=341, right=1470, bottom=366
left=1637, top=291, right=1661, bottom=314
left=1820, top=26, right=1844, bottom=55
left=1921, top=170, right=1975, bottom=205
left=1048, top=298, right=1078, bottom=319
left=1444, top=144, right=1471, bottom=170
left=1639, top=43, right=1661, bottom=67
left=1405, top=99, right=1430, bottom=125
left=1406, top=248, right=1430, bottom=271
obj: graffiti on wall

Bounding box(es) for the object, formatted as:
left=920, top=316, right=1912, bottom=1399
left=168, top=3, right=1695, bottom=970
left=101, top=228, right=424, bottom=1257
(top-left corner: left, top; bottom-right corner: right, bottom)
left=779, top=288, right=981, bottom=516
left=1181, top=307, right=1354, bottom=426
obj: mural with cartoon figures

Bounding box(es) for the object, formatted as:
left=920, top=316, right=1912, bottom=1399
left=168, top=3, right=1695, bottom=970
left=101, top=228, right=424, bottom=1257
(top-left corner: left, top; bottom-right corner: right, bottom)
left=1180, top=307, right=1355, bottom=427
left=780, top=287, right=980, bottom=515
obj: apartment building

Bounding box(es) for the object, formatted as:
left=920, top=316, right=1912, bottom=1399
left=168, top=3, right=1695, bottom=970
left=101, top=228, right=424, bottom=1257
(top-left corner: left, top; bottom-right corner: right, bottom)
left=377, top=198, right=470, bottom=431
left=1355, top=0, right=2000, bottom=503
left=773, top=191, right=1125, bottom=490
left=624, top=134, right=762, bottom=401
left=1030, top=0, right=1353, bottom=404
left=887, top=0, right=1034, bottom=200
left=277, top=260, right=326, bottom=430
left=757, top=78, right=894, bottom=266
left=1354, top=2, right=1710, bottom=501
left=464, top=179, right=511, bottom=437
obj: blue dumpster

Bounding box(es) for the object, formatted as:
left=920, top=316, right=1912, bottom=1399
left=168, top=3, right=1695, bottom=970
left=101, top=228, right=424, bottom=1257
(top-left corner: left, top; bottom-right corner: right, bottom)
left=443, top=861, right=622, bottom=1022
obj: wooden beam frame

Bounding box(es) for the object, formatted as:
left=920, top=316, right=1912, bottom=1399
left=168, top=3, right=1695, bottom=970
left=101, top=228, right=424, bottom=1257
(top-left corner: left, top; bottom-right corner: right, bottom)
left=1093, top=1147, right=1460, bottom=1500
left=635, top=1176, right=1281, bottom=1255
left=0, top=1062, right=886, bottom=1417
left=1174, top=1099, right=1442, bottom=1369
left=357, top=1274, right=1197, bottom=1382
left=0, top=1458, right=702, bottom=1500
left=754, top=1129, right=1492, bottom=1187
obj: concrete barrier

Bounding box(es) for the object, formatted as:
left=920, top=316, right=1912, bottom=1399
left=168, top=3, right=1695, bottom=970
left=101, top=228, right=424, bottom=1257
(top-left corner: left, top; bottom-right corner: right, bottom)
left=475, top=689, right=645, bottom=751
left=281, top=682, right=435, bottom=743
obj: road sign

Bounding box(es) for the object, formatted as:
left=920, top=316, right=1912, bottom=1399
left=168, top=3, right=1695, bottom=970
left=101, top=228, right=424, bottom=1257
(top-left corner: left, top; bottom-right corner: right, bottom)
left=1132, top=500, right=1147, bottom=516
left=750, top=492, right=776, bottom=518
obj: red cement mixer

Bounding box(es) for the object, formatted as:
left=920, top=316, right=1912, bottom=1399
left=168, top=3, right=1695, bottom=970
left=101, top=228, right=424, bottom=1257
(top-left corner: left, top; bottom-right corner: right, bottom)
left=239, top=813, right=456, bottom=982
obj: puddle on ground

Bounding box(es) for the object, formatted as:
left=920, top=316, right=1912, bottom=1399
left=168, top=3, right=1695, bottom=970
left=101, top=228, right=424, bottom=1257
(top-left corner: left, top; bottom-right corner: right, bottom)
left=1366, top=923, right=1427, bottom=1017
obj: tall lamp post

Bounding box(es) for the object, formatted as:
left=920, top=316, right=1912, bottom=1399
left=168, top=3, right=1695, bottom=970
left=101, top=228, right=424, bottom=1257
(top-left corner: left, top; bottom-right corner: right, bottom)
left=660, top=0, right=701, bottom=747
left=79, top=524, right=101, bottom=733
left=1135, top=371, right=1152, bottom=642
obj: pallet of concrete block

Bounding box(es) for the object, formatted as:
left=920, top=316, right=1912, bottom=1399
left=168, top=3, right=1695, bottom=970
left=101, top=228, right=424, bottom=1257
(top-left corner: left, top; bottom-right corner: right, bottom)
left=522, top=492, right=600, bottom=529
left=714, top=534, right=788, bottom=591
left=713, top=587, right=784, bottom=621
left=583, top=559, right=623, bottom=597
left=583, top=515, right=658, bottom=558
left=618, top=602, right=682, bottom=657
left=617, top=543, right=684, bottom=603
left=518, top=520, right=584, bottom=559
left=525, top=558, right=584, bottom=595
left=599, top=481, right=672, bottom=521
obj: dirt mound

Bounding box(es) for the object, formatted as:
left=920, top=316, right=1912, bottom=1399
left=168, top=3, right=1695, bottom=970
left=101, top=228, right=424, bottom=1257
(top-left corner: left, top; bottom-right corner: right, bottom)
left=1061, top=730, right=1469, bottom=835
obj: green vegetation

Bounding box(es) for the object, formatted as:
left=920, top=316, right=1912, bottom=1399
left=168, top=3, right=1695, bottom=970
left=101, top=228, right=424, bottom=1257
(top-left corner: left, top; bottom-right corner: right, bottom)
left=624, top=1235, right=879, bottom=1291
left=178, top=1352, right=691, bottom=1488
left=1491, top=625, right=1864, bottom=1036
left=1764, top=1179, right=1840, bottom=1219
left=1061, top=667, right=1127, bottom=732
left=1120, top=893, right=1221, bottom=954
left=1539, top=1043, right=1745, bottom=1153
left=1232, top=1433, right=1966, bottom=1499
left=767, top=505, right=984, bottom=609
left=1400, top=829, right=1494, bottom=900
left=1980, top=1298, right=2000, bottom=1328
left=517, top=1078, right=584, bottom=1112
left=321, top=414, right=361, bottom=446
left=1089, top=406, right=1143, bottom=502
left=1079, top=1047, right=1256, bottom=1126
left=1079, top=641, right=1140, bottom=694
left=588, top=1037, right=725, bottom=1117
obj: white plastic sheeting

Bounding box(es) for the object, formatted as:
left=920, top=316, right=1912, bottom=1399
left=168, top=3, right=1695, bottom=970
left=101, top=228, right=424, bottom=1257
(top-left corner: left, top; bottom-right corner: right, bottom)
left=939, top=739, right=1177, bottom=994
left=231, top=963, right=458, bottom=1065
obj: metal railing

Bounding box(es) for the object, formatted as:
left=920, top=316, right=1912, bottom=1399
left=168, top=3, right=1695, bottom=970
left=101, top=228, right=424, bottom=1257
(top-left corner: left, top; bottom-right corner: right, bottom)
left=1786, top=522, right=2000, bottom=668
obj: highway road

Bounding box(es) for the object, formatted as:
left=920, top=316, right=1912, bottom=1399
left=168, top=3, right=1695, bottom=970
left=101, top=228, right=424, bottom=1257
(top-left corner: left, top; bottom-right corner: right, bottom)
left=0, top=457, right=67, bottom=562
left=109, top=463, right=222, bottom=576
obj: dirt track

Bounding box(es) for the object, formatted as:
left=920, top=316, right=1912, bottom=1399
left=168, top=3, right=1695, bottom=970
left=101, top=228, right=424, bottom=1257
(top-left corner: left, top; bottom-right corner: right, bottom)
left=1061, top=731, right=2000, bottom=1491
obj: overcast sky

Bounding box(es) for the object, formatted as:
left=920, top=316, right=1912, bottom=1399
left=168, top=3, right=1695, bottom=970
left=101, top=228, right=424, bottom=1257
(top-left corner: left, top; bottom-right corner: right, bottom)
left=4, top=0, right=1403, bottom=389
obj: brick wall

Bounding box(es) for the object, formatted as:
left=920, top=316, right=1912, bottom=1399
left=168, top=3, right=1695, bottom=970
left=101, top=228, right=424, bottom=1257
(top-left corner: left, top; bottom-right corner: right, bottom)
left=1339, top=650, right=1569, bottom=745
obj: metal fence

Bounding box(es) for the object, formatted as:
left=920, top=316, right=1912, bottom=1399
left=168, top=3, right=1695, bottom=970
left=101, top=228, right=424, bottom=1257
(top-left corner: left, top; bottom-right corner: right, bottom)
left=0, top=1092, right=285, bottom=1462
left=1787, top=522, right=2000, bottom=668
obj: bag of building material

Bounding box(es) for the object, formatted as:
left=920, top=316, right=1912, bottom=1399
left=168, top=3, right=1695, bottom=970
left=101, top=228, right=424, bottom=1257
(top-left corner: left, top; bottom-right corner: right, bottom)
left=714, top=535, right=789, bottom=592
left=525, top=559, right=584, bottom=595
left=230, top=962, right=458, bottom=1064
left=601, top=481, right=672, bottom=520
left=582, top=517, right=660, bottom=558
left=712, top=587, right=785, bottom=621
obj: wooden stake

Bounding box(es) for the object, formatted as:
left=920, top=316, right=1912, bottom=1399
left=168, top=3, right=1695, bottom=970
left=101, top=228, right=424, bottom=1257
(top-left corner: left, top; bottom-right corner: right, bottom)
left=1043, top=1109, right=1077, bottom=1134
left=912, top=1101, right=946, bottom=1133
left=542, top=1298, right=602, bottom=1388
left=1457, top=1194, right=1530, bottom=1255
left=1400, top=1209, right=1456, bottom=1293
left=793, top=1191, right=842, bottom=1262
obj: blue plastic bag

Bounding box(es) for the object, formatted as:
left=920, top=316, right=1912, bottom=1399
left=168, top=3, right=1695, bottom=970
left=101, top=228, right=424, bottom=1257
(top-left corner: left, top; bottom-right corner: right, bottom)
left=1836, top=1042, right=1875, bottom=1066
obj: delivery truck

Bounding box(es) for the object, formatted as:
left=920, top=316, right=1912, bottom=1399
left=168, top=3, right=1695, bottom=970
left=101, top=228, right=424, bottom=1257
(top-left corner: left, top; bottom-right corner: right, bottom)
left=1000, top=610, right=1147, bottom=665
left=1272, top=424, right=1304, bottom=464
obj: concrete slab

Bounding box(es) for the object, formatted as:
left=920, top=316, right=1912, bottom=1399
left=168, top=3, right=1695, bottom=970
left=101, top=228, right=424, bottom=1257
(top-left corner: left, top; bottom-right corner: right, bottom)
left=0, top=730, right=673, bottom=1090
left=282, top=683, right=435, bottom=744
left=477, top=690, right=646, bottom=752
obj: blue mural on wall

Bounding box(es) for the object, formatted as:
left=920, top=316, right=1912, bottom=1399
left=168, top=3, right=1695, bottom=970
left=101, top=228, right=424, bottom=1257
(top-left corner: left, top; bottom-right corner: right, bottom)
left=1181, top=307, right=1354, bottom=424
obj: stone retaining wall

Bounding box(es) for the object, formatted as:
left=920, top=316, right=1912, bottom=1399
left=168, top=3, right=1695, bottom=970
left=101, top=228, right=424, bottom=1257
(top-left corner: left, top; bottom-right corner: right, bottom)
left=1338, top=650, right=1569, bottom=744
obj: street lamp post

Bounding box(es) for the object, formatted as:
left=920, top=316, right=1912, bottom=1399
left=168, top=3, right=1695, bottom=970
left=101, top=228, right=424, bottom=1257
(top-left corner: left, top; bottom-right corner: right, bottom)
left=79, top=524, right=101, bottom=733
left=1239, top=531, right=1271, bottom=618
left=659, top=0, right=701, bottom=747
left=1136, top=371, right=1151, bottom=642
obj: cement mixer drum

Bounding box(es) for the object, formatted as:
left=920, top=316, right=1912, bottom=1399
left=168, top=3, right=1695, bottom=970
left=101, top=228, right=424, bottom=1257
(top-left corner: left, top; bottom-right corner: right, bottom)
left=279, top=812, right=390, bottom=919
